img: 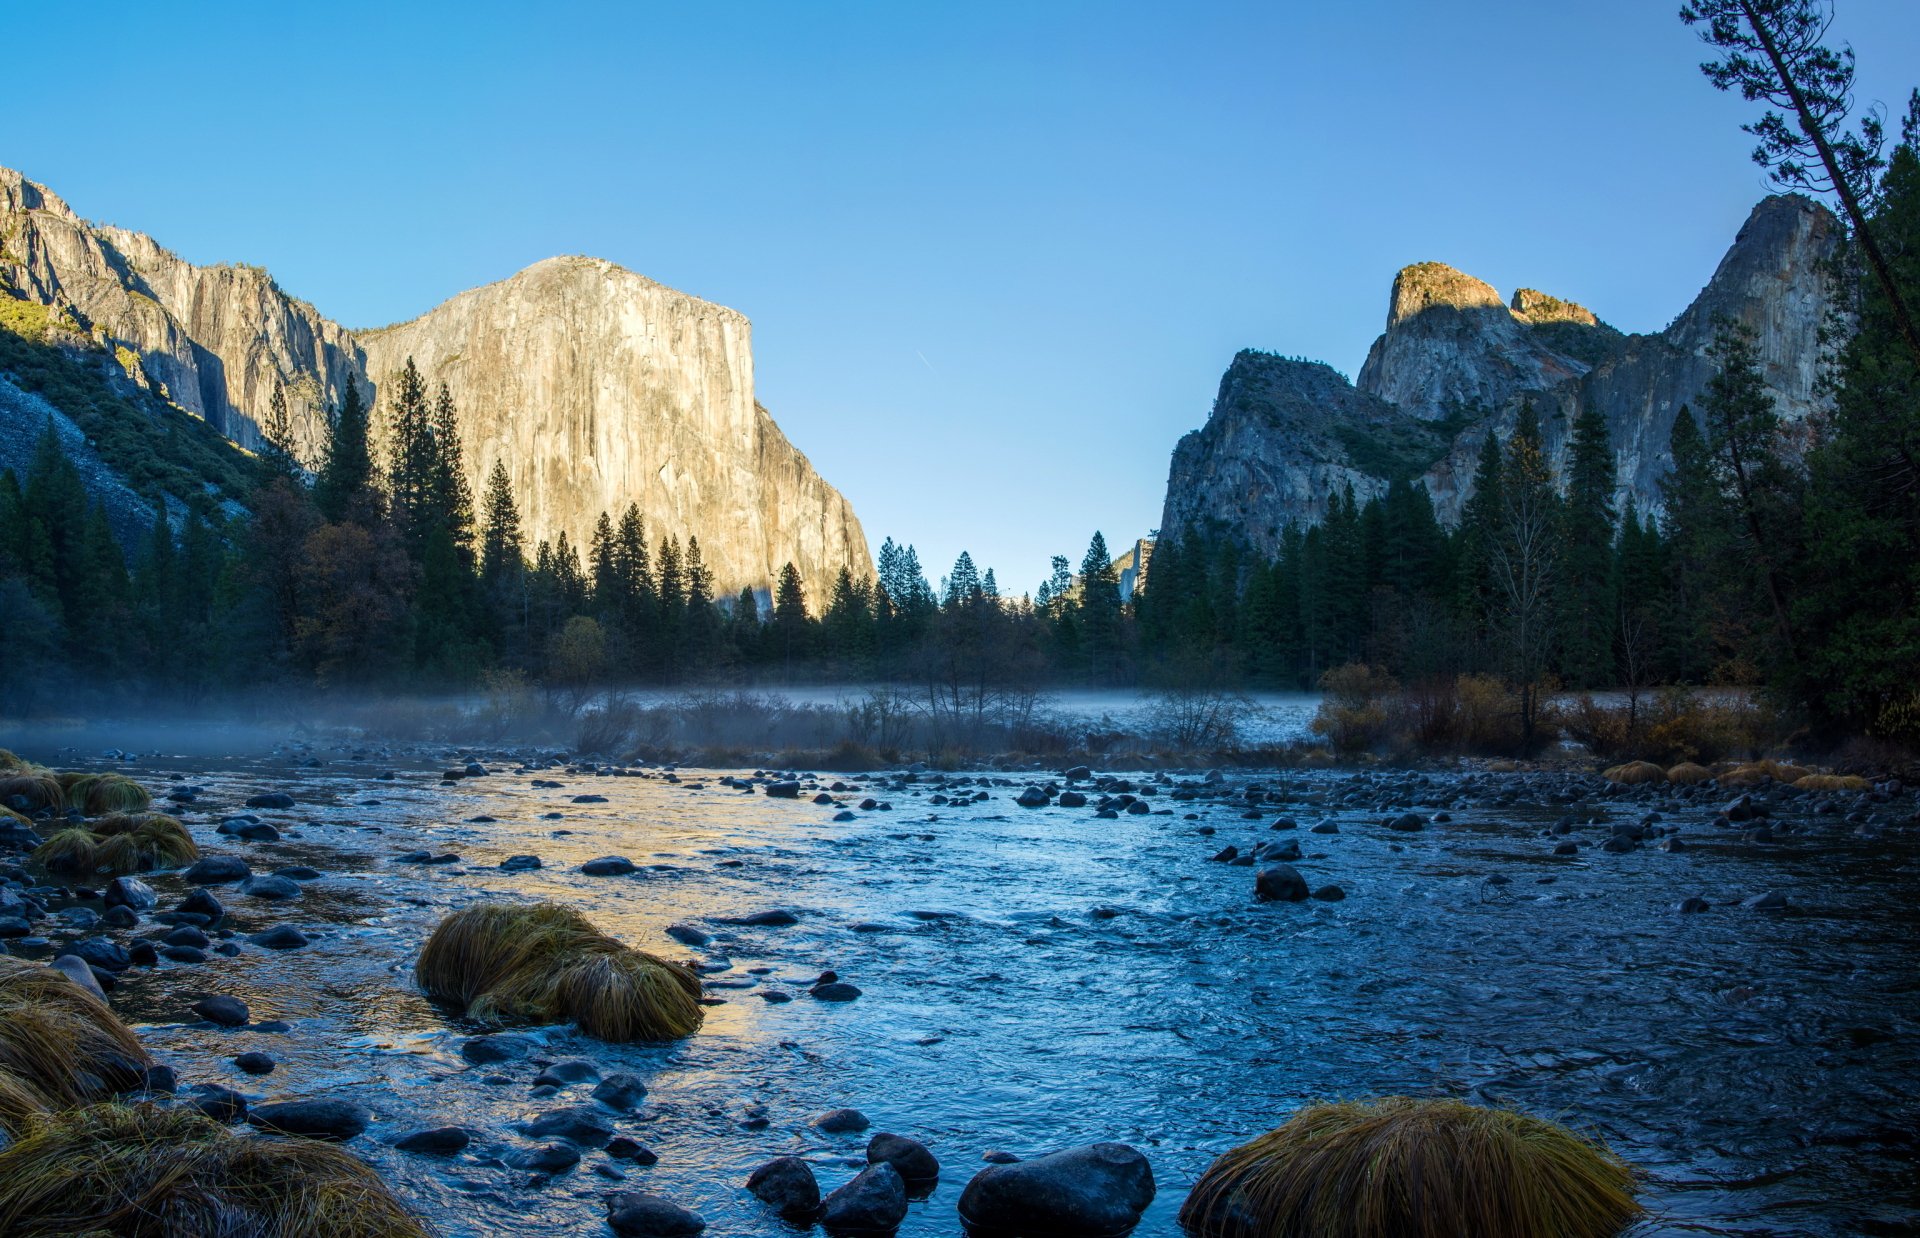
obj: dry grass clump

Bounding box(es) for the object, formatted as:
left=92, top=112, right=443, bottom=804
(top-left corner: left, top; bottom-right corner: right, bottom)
left=416, top=902, right=704, bottom=1042
left=61, top=773, right=152, bottom=816
left=1797, top=773, right=1870, bottom=792
left=1178, top=1096, right=1640, bottom=1238
left=0, top=749, right=25, bottom=771
left=1602, top=761, right=1667, bottom=785
left=29, top=814, right=197, bottom=876
left=0, top=767, right=63, bottom=813
left=0, top=803, right=34, bottom=828
left=1666, top=762, right=1713, bottom=784
left=0, top=1103, right=431, bottom=1238
left=0, top=957, right=151, bottom=1129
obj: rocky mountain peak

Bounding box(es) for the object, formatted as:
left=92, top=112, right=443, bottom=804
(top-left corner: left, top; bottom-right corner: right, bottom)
left=1383, top=261, right=1508, bottom=327
left=0, top=163, right=872, bottom=595
left=1510, top=288, right=1597, bottom=326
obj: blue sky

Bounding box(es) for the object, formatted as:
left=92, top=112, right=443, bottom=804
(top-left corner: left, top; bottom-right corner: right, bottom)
left=9, top=1, right=1918, bottom=592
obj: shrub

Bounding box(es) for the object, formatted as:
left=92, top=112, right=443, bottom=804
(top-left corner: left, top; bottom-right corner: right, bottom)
left=0, top=1103, right=431, bottom=1237
left=1311, top=665, right=1397, bottom=754
left=1666, top=762, right=1712, bottom=784
left=1177, top=1096, right=1639, bottom=1238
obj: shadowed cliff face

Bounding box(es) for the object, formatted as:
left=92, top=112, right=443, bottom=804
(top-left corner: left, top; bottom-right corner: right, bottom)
left=0, top=165, right=871, bottom=595
left=1161, top=194, right=1841, bottom=546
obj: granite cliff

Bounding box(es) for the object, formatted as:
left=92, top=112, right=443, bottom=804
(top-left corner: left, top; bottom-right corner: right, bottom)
left=1160, top=194, right=1841, bottom=547
left=0, top=165, right=870, bottom=594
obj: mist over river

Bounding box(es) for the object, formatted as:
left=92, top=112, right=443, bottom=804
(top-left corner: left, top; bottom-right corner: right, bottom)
left=1, top=737, right=1914, bottom=1236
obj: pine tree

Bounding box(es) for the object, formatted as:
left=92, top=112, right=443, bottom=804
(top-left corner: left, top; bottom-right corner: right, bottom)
left=1700, top=319, right=1802, bottom=664
left=1489, top=402, right=1561, bottom=753
left=429, top=383, right=475, bottom=560
left=1796, top=118, right=1920, bottom=739
left=480, top=460, right=523, bottom=584
left=1077, top=531, right=1122, bottom=681
left=386, top=359, right=437, bottom=555
left=1659, top=407, right=1734, bottom=682
left=1558, top=403, right=1619, bottom=686
left=681, top=534, right=718, bottom=672
left=260, top=381, right=300, bottom=478
left=315, top=378, right=377, bottom=525
left=945, top=551, right=982, bottom=606
left=1454, top=431, right=1506, bottom=632
left=771, top=562, right=810, bottom=670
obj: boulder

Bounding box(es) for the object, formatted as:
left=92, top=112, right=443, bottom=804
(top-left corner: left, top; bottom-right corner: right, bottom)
left=184, top=857, right=252, bottom=885
left=48, top=955, right=107, bottom=999
left=765, top=781, right=802, bottom=798
left=104, top=876, right=157, bottom=910
left=396, top=1126, right=471, bottom=1155
left=239, top=875, right=302, bottom=900
left=520, top=1105, right=614, bottom=1147
left=606, top=1192, right=706, bottom=1237
left=192, top=994, right=250, bottom=1026
left=815, top=1107, right=872, bottom=1134
left=957, top=1142, right=1155, bottom=1237
left=580, top=856, right=638, bottom=876
left=868, top=1132, right=939, bottom=1184
left=248, top=1099, right=369, bottom=1140
left=821, top=1162, right=908, bottom=1232
left=244, top=792, right=296, bottom=810
left=248, top=925, right=311, bottom=950
left=1254, top=864, right=1309, bottom=903
left=747, top=1155, right=821, bottom=1221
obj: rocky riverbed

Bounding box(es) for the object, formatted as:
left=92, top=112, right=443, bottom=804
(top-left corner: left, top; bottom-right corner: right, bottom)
left=1, top=742, right=1915, bottom=1236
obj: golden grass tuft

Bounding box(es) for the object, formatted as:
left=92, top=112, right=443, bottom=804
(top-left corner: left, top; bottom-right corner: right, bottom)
left=1665, top=762, right=1713, bottom=784
left=416, top=902, right=705, bottom=1042
left=1716, top=764, right=1772, bottom=787
left=552, top=949, right=705, bottom=1041
left=0, top=749, right=25, bottom=771
left=28, top=815, right=196, bottom=876
left=0, top=803, right=35, bottom=829
left=1796, top=773, right=1870, bottom=792
left=1602, top=761, right=1666, bottom=785
left=0, top=769, right=63, bottom=813
left=62, top=773, right=152, bottom=816
left=30, top=828, right=101, bottom=876
left=1178, top=1097, right=1640, bottom=1238
left=0, top=956, right=151, bottom=1127
left=0, top=1103, right=432, bottom=1238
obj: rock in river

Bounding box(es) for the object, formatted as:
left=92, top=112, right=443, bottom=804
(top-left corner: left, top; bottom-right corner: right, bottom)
left=607, top=1192, right=706, bottom=1237
left=747, top=1156, right=821, bottom=1221
left=248, top=1099, right=369, bottom=1141
left=868, top=1131, right=940, bottom=1185
left=957, top=1142, right=1155, bottom=1237
left=821, top=1162, right=908, bottom=1232
left=184, top=857, right=253, bottom=885
left=581, top=856, right=638, bottom=876
left=396, top=1126, right=472, bottom=1155
left=1254, top=864, right=1309, bottom=903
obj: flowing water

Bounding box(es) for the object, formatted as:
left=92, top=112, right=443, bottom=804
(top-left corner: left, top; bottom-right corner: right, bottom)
left=6, top=745, right=1916, bottom=1237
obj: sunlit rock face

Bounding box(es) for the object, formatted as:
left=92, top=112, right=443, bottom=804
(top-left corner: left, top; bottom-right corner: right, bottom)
left=1160, top=194, right=1842, bottom=546
left=0, top=164, right=870, bottom=594
left=358, top=257, right=870, bottom=595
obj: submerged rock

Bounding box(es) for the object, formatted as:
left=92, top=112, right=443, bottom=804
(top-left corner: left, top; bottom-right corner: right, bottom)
left=815, top=1107, right=872, bottom=1134
left=395, top=1126, right=471, bottom=1155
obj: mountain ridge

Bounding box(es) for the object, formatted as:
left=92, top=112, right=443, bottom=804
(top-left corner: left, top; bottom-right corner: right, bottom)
left=0, top=165, right=871, bottom=595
